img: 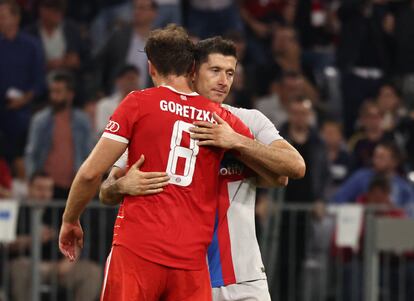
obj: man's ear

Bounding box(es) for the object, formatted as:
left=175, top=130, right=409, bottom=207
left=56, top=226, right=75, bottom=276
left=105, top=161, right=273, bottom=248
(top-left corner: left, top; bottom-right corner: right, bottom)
left=148, top=60, right=156, bottom=78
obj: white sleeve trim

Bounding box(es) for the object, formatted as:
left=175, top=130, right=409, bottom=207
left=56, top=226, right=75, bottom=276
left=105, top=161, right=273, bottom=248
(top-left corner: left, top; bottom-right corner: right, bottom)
left=114, top=150, right=128, bottom=169
left=102, top=132, right=129, bottom=144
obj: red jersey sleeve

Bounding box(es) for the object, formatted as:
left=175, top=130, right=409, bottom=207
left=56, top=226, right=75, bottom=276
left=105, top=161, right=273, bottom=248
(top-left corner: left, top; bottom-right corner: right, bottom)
left=102, top=92, right=140, bottom=144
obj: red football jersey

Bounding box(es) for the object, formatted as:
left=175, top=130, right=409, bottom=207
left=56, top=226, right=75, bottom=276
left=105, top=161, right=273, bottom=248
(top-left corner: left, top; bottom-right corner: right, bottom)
left=102, top=85, right=252, bottom=270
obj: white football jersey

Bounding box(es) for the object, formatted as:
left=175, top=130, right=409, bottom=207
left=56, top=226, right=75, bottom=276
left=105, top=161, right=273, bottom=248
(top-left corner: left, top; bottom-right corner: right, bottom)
left=207, top=106, right=282, bottom=287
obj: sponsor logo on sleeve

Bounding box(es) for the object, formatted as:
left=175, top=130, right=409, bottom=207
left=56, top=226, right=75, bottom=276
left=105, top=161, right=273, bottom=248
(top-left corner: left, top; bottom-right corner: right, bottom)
left=105, top=121, right=120, bottom=133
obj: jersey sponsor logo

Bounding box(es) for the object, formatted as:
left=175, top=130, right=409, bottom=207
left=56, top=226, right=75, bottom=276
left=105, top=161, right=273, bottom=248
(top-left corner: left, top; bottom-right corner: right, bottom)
left=219, top=164, right=244, bottom=176
left=105, top=121, right=120, bottom=133
left=160, top=100, right=217, bottom=124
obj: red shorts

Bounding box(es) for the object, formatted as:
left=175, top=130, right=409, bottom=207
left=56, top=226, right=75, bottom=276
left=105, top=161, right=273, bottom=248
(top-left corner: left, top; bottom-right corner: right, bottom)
left=100, top=245, right=212, bottom=301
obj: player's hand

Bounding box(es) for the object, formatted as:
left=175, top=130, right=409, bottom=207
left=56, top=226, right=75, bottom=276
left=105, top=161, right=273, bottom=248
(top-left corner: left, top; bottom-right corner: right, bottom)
left=190, top=113, right=242, bottom=149
left=118, top=155, right=170, bottom=196
left=59, top=220, right=84, bottom=262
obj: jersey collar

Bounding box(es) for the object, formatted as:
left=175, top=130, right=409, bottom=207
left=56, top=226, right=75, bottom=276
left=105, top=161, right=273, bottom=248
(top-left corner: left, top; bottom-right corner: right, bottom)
left=160, top=85, right=199, bottom=96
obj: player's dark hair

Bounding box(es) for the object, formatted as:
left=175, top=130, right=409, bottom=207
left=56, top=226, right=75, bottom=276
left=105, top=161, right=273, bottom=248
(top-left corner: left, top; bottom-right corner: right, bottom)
left=194, top=37, right=237, bottom=69
left=0, top=0, right=20, bottom=16
left=145, top=24, right=194, bottom=77
left=51, top=71, right=75, bottom=92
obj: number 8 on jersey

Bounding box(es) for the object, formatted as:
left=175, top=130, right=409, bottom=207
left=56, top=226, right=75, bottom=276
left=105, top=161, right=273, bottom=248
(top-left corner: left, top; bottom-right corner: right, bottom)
left=166, top=120, right=199, bottom=187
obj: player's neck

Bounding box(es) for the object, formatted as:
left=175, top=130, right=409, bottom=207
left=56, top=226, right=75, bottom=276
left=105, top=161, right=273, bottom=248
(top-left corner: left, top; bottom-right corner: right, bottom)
left=158, top=75, right=193, bottom=94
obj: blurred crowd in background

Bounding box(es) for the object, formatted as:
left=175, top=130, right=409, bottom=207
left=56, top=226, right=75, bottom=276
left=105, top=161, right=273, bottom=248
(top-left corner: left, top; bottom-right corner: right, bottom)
left=1, top=0, right=414, bottom=207
left=1, top=0, right=414, bottom=300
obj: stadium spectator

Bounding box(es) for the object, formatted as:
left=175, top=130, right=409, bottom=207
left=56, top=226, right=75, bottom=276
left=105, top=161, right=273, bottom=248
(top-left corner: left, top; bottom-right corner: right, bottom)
left=153, top=0, right=182, bottom=28
left=332, top=141, right=414, bottom=217
left=320, top=120, right=350, bottom=198
left=336, top=1, right=392, bottom=137
left=348, top=100, right=393, bottom=171
left=332, top=174, right=413, bottom=301
left=95, top=65, right=140, bottom=135
left=277, top=96, right=330, bottom=301
left=25, top=72, right=93, bottom=199
left=295, top=0, right=338, bottom=82
left=89, top=1, right=134, bottom=53
left=187, top=0, right=243, bottom=39
left=25, top=0, right=88, bottom=75
left=0, top=0, right=45, bottom=173
left=254, top=25, right=316, bottom=96
left=255, top=71, right=318, bottom=128
left=94, top=0, right=157, bottom=92
left=239, top=0, right=284, bottom=65
left=376, top=83, right=406, bottom=131
left=8, top=172, right=101, bottom=301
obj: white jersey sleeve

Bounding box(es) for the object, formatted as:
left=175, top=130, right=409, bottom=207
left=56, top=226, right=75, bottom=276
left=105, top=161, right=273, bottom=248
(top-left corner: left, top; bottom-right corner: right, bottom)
left=225, top=106, right=283, bottom=144
left=114, top=149, right=128, bottom=170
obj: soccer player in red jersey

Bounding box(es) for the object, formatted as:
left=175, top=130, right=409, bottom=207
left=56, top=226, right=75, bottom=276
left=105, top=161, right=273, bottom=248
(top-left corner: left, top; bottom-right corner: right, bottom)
left=58, top=25, right=253, bottom=300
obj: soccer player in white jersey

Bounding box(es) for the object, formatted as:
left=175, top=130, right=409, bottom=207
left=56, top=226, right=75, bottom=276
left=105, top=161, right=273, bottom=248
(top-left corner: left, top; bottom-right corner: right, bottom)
left=100, top=37, right=305, bottom=300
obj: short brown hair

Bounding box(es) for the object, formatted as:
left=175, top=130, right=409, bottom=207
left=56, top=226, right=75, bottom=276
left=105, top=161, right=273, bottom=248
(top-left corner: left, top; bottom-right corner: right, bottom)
left=195, top=37, right=237, bottom=69
left=0, top=0, right=21, bottom=16
left=144, top=24, right=194, bottom=77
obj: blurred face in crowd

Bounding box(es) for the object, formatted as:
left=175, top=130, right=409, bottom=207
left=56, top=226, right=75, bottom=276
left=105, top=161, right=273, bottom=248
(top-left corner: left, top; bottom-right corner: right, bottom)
left=0, top=3, right=19, bottom=36
left=39, top=6, right=63, bottom=29
left=377, top=85, right=400, bottom=113
left=372, top=145, right=398, bottom=174
left=366, top=186, right=391, bottom=205
left=278, top=74, right=305, bottom=101
left=321, top=122, right=343, bottom=149
left=133, top=0, right=157, bottom=27
left=272, top=27, right=298, bottom=55
left=49, top=80, right=73, bottom=112
left=29, top=176, right=54, bottom=202
left=193, top=53, right=237, bottom=104
left=116, top=71, right=140, bottom=96
left=360, top=103, right=383, bottom=132
left=288, top=99, right=312, bottom=130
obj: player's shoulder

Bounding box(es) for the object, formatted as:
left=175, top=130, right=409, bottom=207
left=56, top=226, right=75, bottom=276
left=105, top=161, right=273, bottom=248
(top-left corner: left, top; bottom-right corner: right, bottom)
left=128, top=87, right=159, bottom=97
left=222, top=105, right=266, bottom=123
left=120, top=88, right=160, bottom=104
left=223, top=104, right=262, bottom=116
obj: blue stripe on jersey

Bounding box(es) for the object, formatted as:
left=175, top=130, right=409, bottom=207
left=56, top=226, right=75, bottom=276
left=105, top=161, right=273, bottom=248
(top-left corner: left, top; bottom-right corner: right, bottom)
left=207, top=212, right=224, bottom=287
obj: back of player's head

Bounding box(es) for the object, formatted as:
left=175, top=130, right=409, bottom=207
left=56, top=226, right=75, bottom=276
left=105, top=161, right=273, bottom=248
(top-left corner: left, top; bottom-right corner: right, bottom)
left=0, top=0, right=20, bottom=16
left=145, top=24, right=194, bottom=77
left=194, top=37, right=237, bottom=69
